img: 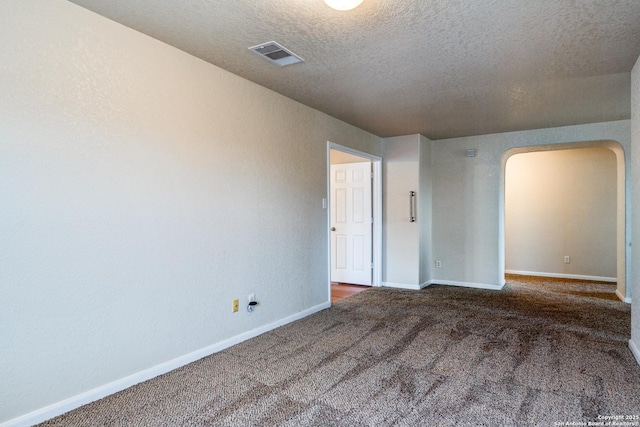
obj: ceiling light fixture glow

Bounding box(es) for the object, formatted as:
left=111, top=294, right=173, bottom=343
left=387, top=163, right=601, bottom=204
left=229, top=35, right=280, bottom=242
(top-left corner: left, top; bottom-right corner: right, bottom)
left=323, top=0, right=364, bottom=11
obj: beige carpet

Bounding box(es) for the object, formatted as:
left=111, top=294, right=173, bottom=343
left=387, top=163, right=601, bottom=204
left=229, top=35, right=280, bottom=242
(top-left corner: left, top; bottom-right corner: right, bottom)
left=40, top=277, right=640, bottom=426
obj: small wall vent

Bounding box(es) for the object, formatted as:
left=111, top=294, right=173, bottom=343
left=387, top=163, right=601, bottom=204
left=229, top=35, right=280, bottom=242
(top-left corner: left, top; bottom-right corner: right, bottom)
left=248, top=41, right=304, bottom=67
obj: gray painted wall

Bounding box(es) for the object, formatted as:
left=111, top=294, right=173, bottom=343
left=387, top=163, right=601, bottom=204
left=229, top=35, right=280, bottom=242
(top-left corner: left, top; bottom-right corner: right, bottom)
left=631, top=54, right=640, bottom=364
left=2, top=1, right=638, bottom=424
left=382, top=135, right=421, bottom=286
left=419, top=135, right=434, bottom=285
left=431, top=122, right=630, bottom=292
left=0, top=1, right=381, bottom=423
left=381, top=135, right=432, bottom=288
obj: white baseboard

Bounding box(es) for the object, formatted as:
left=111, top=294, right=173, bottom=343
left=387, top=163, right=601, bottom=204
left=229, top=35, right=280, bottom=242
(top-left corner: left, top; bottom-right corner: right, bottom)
left=1, top=302, right=330, bottom=427
left=382, top=282, right=424, bottom=290
left=616, top=289, right=632, bottom=304
left=383, top=280, right=503, bottom=291
left=505, top=270, right=617, bottom=283
left=630, top=339, right=640, bottom=367
left=432, top=280, right=504, bottom=291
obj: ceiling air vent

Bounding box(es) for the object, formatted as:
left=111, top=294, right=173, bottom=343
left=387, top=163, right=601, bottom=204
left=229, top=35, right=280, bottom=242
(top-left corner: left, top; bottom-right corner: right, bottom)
left=248, top=41, right=304, bottom=67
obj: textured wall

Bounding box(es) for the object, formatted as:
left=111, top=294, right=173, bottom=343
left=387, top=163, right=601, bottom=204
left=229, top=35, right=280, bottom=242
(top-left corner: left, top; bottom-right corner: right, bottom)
left=631, top=54, right=640, bottom=363
left=0, top=0, right=381, bottom=423
left=505, top=148, right=617, bottom=279
left=382, top=135, right=421, bottom=286
left=382, top=135, right=432, bottom=288
left=431, top=121, right=630, bottom=289
left=419, top=135, right=434, bottom=285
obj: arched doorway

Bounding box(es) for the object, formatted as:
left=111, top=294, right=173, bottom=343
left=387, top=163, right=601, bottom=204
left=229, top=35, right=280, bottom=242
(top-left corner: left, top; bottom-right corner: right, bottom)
left=499, top=140, right=629, bottom=302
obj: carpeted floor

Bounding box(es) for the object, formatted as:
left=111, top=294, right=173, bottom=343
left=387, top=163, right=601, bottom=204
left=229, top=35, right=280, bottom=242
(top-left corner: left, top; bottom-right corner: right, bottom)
left=40, top=277, right=640, bottom=426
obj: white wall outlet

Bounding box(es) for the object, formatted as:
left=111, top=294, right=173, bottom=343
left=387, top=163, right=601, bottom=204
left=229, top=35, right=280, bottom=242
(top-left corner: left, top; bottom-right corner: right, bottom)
left=564, top=256, right=570, bottom=264
left=435, top=260, right=442, bottom=268
left=248, top=293, right=255, bottom=302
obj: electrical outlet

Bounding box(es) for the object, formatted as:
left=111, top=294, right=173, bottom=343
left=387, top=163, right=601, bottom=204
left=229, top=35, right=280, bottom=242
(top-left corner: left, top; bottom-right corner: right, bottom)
left=232, top=299, right=239, bottom=313
left=564, top=256, right=570, bottom=264
left=435, top=260, right=442, bottom=268
left=248, top=294, right=255, bottom=302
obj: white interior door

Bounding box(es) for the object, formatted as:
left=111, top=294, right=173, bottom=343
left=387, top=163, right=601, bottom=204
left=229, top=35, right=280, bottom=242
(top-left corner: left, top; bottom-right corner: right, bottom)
left=330, top=162, right=372, bottom=286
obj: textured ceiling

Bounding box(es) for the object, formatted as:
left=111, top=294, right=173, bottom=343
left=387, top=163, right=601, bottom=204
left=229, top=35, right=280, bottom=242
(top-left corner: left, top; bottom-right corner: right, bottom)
left=67, top=0, right=640, bottom=139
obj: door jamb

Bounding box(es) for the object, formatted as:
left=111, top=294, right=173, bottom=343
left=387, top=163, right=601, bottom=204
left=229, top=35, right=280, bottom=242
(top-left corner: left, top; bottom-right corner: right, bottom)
left=327, top=142, right=382, bottom=301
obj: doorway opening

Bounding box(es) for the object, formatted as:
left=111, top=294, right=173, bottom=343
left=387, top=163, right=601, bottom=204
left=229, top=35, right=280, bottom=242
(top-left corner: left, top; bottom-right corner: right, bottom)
left=499, top=141, right=629, bottom=303
left=327, top=142, right=382, bottom=302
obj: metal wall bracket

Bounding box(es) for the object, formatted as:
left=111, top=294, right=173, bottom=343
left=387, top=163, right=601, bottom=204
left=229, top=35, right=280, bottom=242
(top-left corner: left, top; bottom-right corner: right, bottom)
left=410, top=191, right=416, bottom=222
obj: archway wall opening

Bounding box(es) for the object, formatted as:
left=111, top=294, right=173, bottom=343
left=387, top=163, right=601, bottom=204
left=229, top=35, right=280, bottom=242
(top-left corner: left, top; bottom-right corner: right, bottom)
left=502, top=141, right=627, bottom=301
left=430, top=120, right=630, bottom=300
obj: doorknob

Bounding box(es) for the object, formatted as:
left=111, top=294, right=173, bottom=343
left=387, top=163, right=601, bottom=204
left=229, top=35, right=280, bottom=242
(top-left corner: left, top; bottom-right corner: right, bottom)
left=331, top=227, right=336, bottom=231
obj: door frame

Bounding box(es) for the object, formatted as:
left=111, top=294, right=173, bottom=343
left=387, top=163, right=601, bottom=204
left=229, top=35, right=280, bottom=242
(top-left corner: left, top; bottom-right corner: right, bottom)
left=327, top=142, right=382, bottom=297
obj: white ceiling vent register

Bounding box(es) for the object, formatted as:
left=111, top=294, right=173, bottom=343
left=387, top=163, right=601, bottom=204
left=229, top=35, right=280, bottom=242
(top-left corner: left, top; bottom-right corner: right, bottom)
left=248, top=42, right=304, bottom=67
